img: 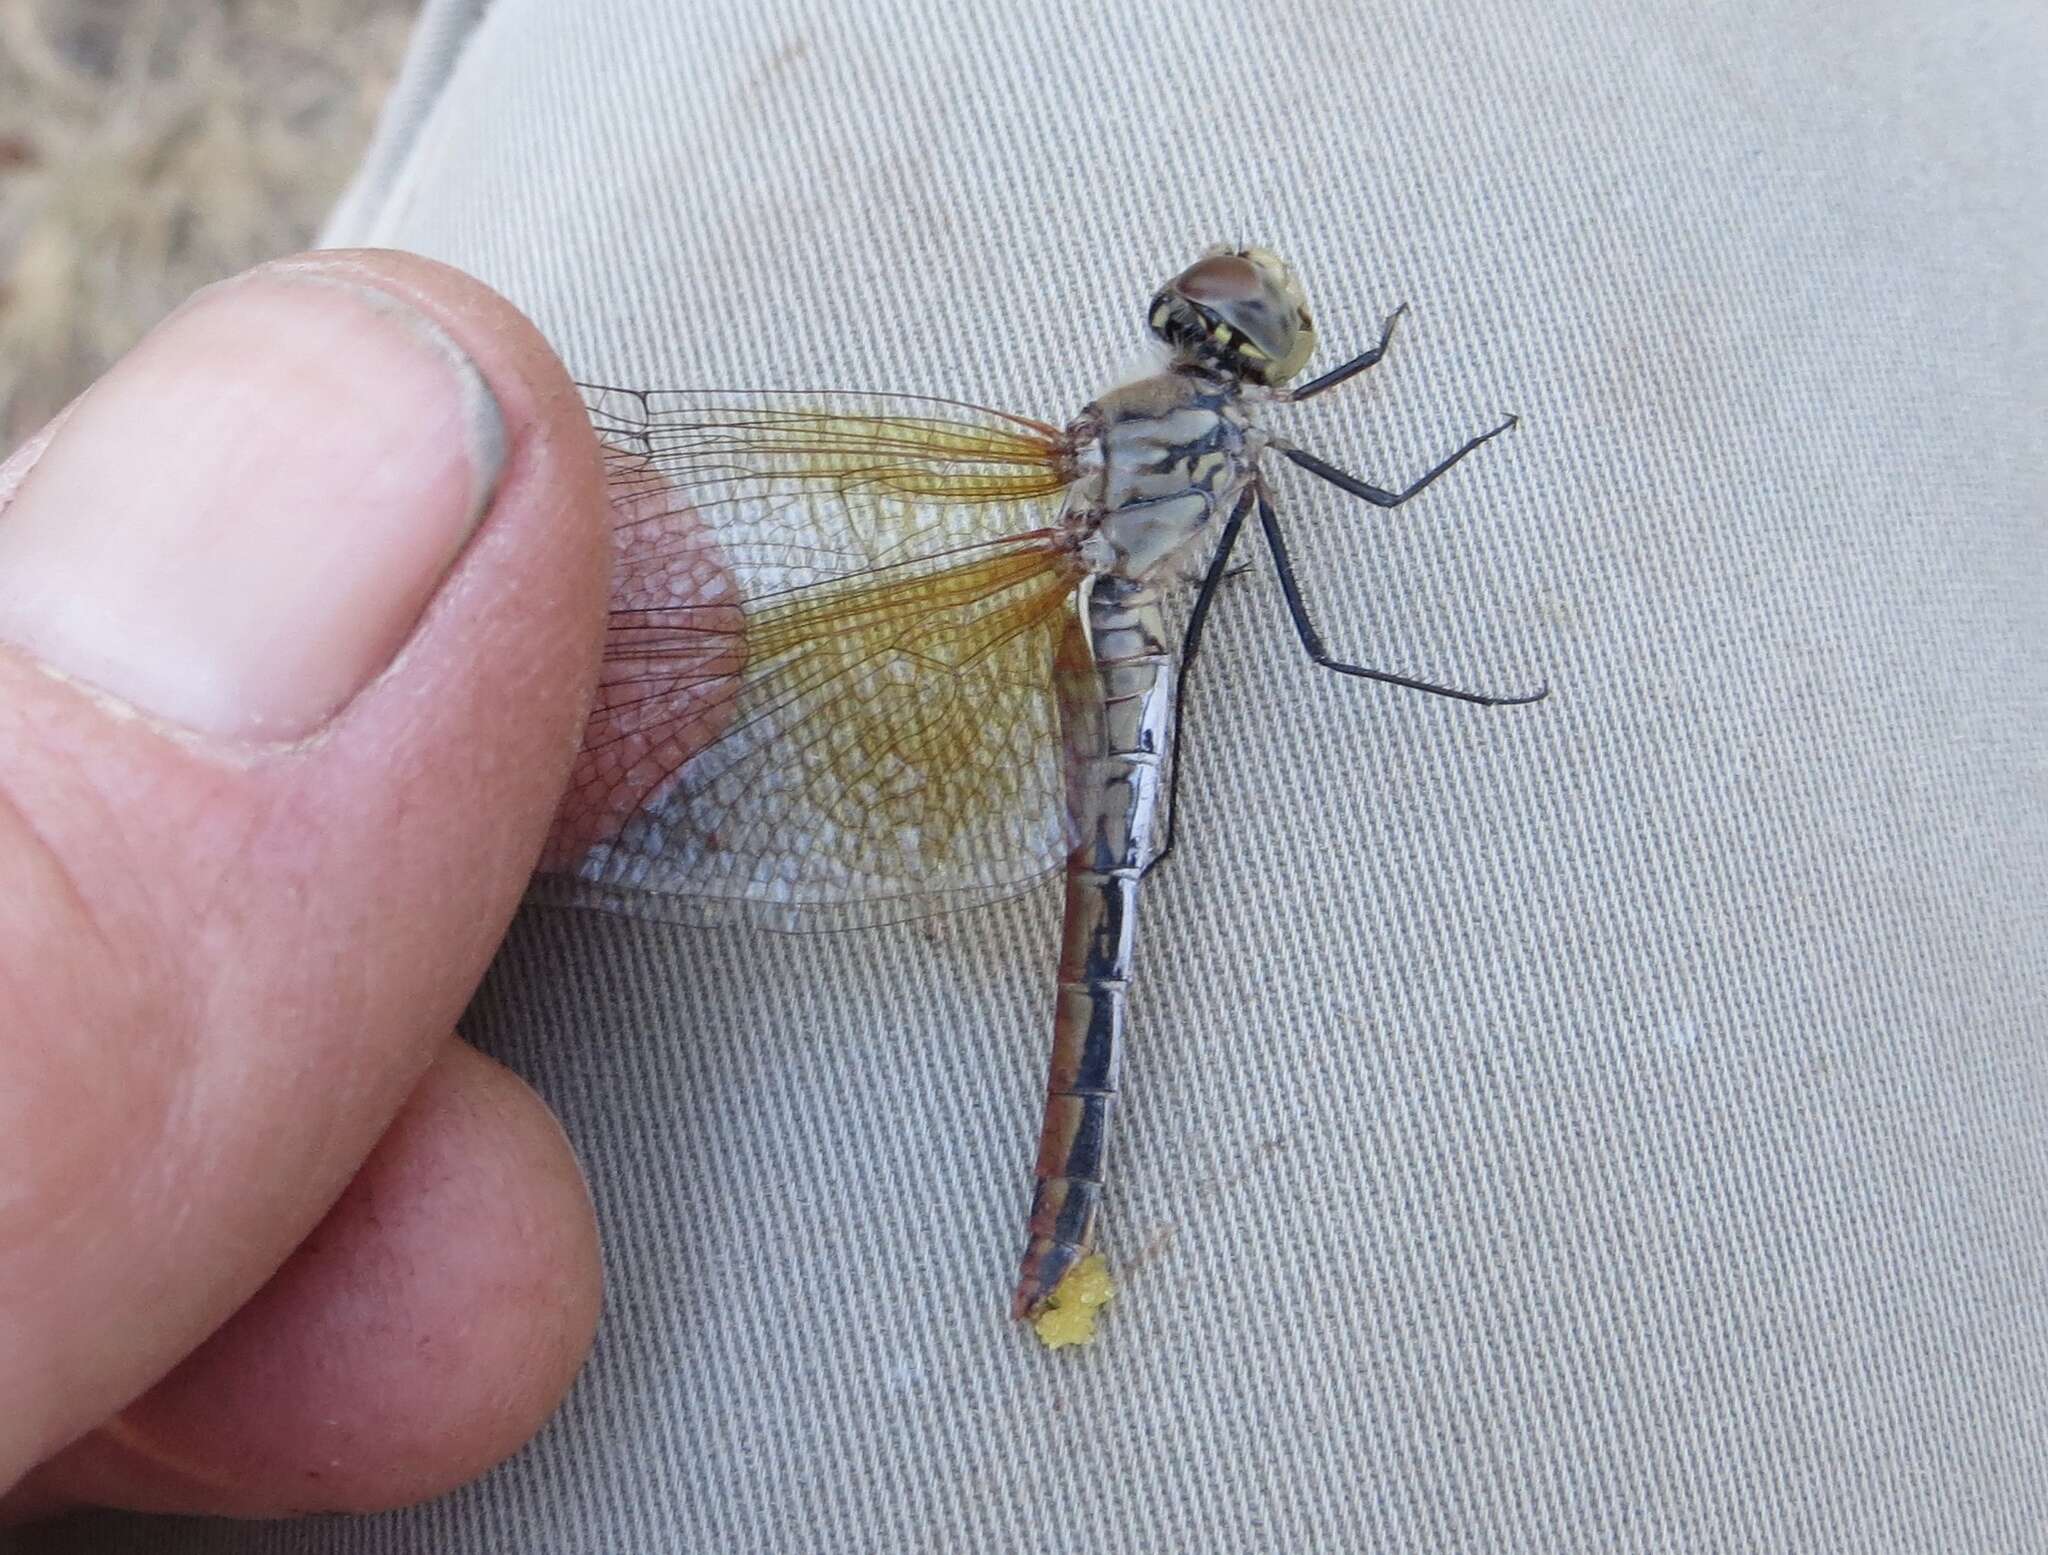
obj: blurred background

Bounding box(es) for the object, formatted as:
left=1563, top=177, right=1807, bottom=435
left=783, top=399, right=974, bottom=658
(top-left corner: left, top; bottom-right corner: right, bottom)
left=0, top=0, right=418, bottom=443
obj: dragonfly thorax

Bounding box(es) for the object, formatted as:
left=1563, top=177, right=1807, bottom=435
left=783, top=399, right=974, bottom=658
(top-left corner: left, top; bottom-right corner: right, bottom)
left=1147, top=245, right=1317, bottom=388
left=1065, top=367, right=1262, bottom=585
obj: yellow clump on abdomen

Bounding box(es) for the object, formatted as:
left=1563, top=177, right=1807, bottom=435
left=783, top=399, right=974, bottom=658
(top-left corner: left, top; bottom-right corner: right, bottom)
left=1029, top=1254, right=1115, bottom=1349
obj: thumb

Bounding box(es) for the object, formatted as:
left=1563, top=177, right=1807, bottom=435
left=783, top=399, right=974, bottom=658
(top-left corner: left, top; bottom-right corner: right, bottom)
left=0, top=252, right=608, bottom=1494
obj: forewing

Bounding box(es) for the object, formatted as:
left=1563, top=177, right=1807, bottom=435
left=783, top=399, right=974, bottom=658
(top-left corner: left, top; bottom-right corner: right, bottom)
left=586, top=387, right=1075, bottom=591
left=537, top=387, right=1087, bottom=931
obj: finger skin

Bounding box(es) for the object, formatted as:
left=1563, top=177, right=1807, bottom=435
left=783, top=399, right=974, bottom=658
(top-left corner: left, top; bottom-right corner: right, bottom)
left=16, top=1038, right=603, bottom=1518
left=0, top=250, right=610, bottom=1484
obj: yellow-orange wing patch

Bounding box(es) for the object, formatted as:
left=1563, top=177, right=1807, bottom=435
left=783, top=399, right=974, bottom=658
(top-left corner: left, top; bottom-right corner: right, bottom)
left=539, top=388, right=1088, bottom=931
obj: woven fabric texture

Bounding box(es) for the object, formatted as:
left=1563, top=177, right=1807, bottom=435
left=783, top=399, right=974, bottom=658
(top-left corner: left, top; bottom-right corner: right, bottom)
left=37, top=0, right=2048, bottom=1550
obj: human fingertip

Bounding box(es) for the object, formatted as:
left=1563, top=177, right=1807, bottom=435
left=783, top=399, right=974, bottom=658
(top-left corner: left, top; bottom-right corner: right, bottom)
left=0, top=268, right=506, bottom=740
left=20, top=1040, right=601, bottom=1519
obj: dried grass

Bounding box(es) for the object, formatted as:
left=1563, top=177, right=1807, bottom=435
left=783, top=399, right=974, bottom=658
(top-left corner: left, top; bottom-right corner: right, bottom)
left=0, top=0, right=416, bottom=441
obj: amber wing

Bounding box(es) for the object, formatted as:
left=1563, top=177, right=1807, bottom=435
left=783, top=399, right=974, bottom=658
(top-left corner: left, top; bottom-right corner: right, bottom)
left=535, top=387, right=1090, bottom=931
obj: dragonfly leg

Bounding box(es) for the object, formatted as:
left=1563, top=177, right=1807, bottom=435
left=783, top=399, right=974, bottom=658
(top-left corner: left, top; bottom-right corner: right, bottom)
left=1145, top=486, right=1258, bottom=877
left=1280, top=412, right=1517, bottom=509
left=1283, top=303, right=1407, bottom=402
left=1254, top=486, right=1548, bottom=706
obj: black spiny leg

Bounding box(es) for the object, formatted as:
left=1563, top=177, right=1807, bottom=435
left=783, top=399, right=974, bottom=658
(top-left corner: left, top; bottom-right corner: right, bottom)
left=1285, top=303, right=1407, bottom=402
left=1281, top=412, right=1518, bottom=510
left=1144, top=486, right=1258, bottom=877
left=1255, top=485, right=1547, bottom=706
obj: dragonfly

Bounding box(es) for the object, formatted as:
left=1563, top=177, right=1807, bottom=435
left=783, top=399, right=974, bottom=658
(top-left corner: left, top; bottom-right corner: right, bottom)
left=543, top=245, right=1541, bottom=1324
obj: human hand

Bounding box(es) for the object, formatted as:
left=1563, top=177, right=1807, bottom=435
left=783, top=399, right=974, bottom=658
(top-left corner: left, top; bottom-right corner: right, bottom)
left=0, top=251, right=608, bottom=1519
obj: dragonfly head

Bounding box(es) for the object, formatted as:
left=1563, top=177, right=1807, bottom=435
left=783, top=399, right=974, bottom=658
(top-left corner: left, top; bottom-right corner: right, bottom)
left=1148, top=245, right=1317, bottom=386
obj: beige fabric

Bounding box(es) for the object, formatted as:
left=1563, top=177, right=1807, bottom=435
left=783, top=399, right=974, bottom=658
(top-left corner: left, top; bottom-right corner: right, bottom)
left=37, top=0, right=2048, bottom=1549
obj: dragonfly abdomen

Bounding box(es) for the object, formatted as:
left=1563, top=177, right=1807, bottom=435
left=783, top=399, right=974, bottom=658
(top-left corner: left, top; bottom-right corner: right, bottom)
left=1015, top=581, right=1175, bottom=1320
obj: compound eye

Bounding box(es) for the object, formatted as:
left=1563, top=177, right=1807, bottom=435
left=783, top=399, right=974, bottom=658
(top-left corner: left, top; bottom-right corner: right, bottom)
left=1171, top=254, right=1265, bottom=307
